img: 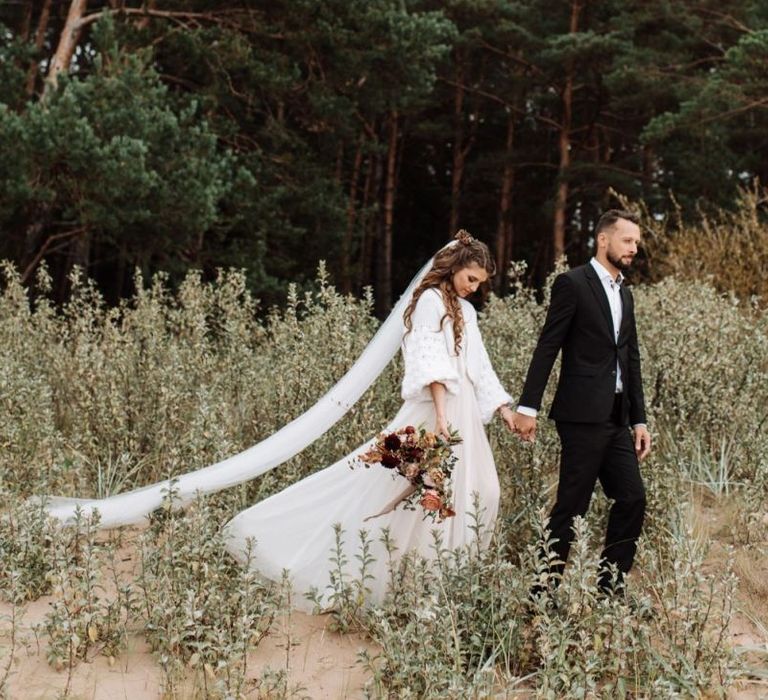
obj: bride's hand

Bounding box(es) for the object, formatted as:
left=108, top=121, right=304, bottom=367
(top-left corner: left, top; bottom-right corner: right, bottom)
left=435, top=415, right=451, bottom=441
left=498, top=405, right=517, bottom=433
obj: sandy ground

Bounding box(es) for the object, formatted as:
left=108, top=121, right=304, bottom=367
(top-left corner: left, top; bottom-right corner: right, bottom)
left=1, top=501, right=766, bottom=699
left=730, top=609, right=768, bottom=700
left=698, top=496, right=768, bottom=700
left=3, top=594, right=765, bottom=700
left=3, top=580, right=765, bottom=700
left=0, top=600, right=374, bottom=699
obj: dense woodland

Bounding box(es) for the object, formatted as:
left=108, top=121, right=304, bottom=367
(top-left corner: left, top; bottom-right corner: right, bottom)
left=1, top=1, right=767, bottom=310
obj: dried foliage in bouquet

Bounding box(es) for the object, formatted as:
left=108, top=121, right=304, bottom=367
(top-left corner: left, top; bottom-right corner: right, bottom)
left=357, top=425, right=461, bottom=522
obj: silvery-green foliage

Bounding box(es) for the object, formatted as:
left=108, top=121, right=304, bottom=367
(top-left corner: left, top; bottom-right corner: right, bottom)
left=307, top=523, right=375, bottom=633
left=0, top=496, right=55, bottom=601
left=635, top=278, right=768, bottom=443
left=0, top=262, right=400, bottom=508
left=38, top=508, right=136, bottom=679
left=136, top=491, right=286, bottom=698
left=0, top=565, right=28, bottom=697
left=354, top=506, right=737, bottom=698
left=359, top=502, right=529, bottom=698
left=0, top=244, right=764, bottom=696
left=0, top=586, right=22, bottom=698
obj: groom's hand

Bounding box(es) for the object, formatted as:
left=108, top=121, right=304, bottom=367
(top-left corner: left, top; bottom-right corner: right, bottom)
left=513, top=412, right=537, bottom=442
left=633, top=425, right=652, bottom=460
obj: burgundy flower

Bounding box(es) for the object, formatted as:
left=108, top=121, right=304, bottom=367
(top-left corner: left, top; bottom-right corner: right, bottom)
left=405, top=447, right=424, bottom=462
left=381, top=453, right=401, bottom=469
left=384, top=433, right=401, bottom=451
left=404, top=426, right=416, bottom=434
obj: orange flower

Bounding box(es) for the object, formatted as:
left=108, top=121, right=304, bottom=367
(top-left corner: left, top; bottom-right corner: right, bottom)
left=420, top=490, right=442, bottom=511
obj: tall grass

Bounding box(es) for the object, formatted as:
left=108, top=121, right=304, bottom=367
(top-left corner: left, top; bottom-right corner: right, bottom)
left=640, top=182, right=768, bottom=301
left=0, top=229, right=765, bottom=695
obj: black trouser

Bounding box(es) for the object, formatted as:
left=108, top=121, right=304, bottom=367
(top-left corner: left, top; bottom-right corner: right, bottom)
left=547, top=394, right=646, bottom=592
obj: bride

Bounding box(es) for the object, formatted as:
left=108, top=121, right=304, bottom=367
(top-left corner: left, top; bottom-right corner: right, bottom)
left=224, top=231, right=517, bottom=610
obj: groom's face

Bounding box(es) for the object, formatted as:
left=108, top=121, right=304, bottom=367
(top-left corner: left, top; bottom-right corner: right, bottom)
left=603, top=218, right=641, bottom=272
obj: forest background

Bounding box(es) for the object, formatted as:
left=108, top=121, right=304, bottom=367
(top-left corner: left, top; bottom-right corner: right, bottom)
left=2, top=0, right=768, bottom=313
left=2, top=3, right=768, bottom=697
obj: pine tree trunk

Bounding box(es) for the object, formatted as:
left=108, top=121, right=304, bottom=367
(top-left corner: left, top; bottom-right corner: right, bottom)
left=72, top=227, right=91, bottom=272
left=341, top=134, right=365, bottom=293
left=334, top=141, right=344, bottom=186
left=135, top=0, right=157, bottom=30
left=552, top=0, right=582, bottom=263
left=19, top=2, right=32, bottom=41
left=376, top=111, right=399, bottom=315
left=43, top=0, right=88, bottom=99
left=641, top=143, right=655, bottom=202
left=358, top=151, right=379, bottom=290
left=495, top=114, right=515, bottom=291
left=552, top=131, right=570, bottom=262
left=26, top=0, right=53, bottom=97
left=449, top=58, right=466, bottom=235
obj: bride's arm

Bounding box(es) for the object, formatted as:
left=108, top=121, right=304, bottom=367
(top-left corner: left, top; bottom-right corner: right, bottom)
left=473, top=327, right=514, bottom=425
left=429, top=381, right=450, bottom=439
left=401, top=291, right=460, bottom=403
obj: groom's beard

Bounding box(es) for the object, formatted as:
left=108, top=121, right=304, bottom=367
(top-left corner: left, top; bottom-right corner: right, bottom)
left=607, top=250, right=634, bottom=272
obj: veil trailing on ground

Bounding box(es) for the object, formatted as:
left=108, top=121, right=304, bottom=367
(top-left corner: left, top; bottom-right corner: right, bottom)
left=42, top=251, right=443, bottom=528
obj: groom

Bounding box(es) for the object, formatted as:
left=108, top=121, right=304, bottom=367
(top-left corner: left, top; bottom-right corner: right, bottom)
left=514, top=209, right=651, bottom=595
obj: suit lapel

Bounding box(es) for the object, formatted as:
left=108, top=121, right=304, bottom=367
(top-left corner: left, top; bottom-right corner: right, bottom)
left=619, top=284, right=632, bottom=339
left=584, top=265, right=616, bottom=342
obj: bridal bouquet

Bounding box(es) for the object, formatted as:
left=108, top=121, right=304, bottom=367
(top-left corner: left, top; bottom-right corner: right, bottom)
left=357, top=425, right=461, bottom=522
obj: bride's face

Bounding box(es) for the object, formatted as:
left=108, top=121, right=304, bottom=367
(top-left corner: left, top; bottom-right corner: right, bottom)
left=452, top=262, right=489, bottom=298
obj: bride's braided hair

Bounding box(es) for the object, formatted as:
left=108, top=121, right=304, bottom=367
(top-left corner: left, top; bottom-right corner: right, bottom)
left=403, top=230, right=496, bottom=354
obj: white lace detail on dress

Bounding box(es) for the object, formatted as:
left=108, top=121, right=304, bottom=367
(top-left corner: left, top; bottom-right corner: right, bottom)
left=401, top=290, right=460, bottom=402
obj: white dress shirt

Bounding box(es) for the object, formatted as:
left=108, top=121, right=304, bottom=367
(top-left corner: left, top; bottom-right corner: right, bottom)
left=590, top=257, right=624, bottom=393
left=516, top=258, right=644, bottom=427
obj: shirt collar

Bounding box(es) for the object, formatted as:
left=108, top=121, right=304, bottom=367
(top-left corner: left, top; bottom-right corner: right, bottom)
left=590, top=257, right=623, bottom=286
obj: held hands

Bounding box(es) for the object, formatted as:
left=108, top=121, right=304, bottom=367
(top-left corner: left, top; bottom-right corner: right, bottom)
left=498, top=406, right=537, bottom=443
left=633, top=425, right=652, bottom=460
left=512, top=411, right=537, bottom=442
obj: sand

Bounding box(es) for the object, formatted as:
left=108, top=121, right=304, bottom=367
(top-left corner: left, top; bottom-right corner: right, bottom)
left=0, top=597, right=373, bottom=699
left=1, top=497, right=766, bottom=699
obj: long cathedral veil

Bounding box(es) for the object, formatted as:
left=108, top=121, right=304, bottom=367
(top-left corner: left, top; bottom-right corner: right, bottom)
left=43, top=251, right=442, bottom=528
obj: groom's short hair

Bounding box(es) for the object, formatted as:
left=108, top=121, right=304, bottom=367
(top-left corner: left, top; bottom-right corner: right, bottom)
left=595, top=209, right=640, bottom=236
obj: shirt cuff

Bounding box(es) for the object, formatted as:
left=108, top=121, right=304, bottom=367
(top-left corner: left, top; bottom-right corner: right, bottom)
left=632, top=423, right=647, bottom=429
left=516, top=405, right=538, bottom=418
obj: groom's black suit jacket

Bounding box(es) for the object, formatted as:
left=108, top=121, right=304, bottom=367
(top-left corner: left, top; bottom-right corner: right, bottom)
left=519, top=263, right=646, bottom=426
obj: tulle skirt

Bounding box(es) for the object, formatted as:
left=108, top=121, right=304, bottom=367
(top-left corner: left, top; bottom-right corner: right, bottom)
left=223, top=373, right=500, bottom=611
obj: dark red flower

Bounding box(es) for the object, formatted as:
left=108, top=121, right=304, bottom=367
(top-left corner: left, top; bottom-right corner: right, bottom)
left=405, top=447, right=424, bottom=462
left=384, top=434, right=401, bottom=451
left=404, top=426, right=416, bottom=434
left=381, top=453, right=401, bottom=469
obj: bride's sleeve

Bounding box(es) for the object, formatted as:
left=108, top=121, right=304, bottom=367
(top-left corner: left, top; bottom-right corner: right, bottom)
left=474, top=331, right=513, bottom=424
left=401, top=292, right=460, bottom=402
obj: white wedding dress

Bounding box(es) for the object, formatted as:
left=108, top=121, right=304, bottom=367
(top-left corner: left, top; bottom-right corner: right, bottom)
left=224, top=288, right=511, bottom=610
